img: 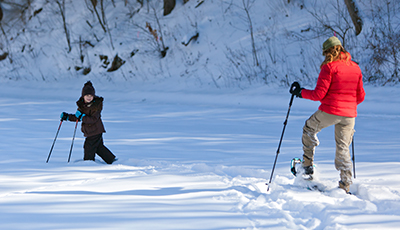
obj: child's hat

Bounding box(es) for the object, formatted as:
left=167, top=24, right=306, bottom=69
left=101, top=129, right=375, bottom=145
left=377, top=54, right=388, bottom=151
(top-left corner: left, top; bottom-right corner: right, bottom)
left=82, top=81, right=95, bottom=97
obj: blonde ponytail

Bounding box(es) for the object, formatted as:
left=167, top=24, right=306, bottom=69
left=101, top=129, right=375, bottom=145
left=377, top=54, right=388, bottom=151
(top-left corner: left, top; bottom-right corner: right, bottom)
left=320, top=45, right=350, bottom=69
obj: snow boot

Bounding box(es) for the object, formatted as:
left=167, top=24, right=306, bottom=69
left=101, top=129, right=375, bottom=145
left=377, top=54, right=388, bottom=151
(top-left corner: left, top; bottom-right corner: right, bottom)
left=303, top=165, right=314, bottom=175
left=339, top=180, right=350, bottom=194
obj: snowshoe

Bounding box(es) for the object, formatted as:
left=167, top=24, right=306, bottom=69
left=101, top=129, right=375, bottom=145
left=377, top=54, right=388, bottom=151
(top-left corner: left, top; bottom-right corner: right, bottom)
left=291, top=158, right=331, bottom=192
left=290, top=157, right=313, bottom=180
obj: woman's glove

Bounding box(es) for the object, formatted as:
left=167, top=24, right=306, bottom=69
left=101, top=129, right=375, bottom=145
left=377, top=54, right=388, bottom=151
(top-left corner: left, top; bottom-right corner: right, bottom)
left=290, top=81, right=303, bottom=98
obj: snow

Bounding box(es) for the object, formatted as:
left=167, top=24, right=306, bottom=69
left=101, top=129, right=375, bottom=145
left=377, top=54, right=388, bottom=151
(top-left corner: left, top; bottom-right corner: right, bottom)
left=1, top=0, right=400, bottom=229
left=0, top=82, right=399, bottom=230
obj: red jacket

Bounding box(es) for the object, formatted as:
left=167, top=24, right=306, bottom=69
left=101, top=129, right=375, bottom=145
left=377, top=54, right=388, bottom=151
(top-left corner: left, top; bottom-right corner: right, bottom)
left=301, top=54, right=365, bottom=117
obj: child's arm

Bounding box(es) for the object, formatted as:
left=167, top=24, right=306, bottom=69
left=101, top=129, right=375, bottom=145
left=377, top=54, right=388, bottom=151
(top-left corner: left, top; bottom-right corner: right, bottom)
left=60, top=112, right=78, bottom=122
left=68, top=113, right=78, bottom=122
left=81, top=102, right=103, bottom=124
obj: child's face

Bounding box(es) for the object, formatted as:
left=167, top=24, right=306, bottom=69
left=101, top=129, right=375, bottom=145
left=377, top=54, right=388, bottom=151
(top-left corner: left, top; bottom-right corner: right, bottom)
left=84, top=94, right=94, bottom=103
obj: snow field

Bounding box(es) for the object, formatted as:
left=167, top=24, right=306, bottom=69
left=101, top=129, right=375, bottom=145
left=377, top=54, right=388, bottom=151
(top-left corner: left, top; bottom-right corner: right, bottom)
left=0, top=82, right=399, bottom=229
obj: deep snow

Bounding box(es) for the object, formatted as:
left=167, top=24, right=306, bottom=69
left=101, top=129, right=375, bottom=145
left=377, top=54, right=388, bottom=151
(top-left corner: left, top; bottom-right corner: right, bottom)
left=0, top=82, right=399, bottom=230
left=0, top=0, right=400, bottom=229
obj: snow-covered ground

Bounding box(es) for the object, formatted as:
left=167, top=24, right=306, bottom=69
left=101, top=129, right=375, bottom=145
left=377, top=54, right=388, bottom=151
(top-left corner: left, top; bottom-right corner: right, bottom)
left=0, top=0, right=373, bottom=86
left=0, top=82, right=399, bottom=229
left=0, top=1, right=399, bottom=228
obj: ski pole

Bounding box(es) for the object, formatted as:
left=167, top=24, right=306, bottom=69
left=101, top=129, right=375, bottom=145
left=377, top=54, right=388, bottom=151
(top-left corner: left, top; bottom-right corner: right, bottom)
left=68, top=118, right=80, bottom=163
left=352, top=136, right=356, bottom=178
left=46, top=120, right=63, bottom=163
left=267, top=94, right=295, bottom=191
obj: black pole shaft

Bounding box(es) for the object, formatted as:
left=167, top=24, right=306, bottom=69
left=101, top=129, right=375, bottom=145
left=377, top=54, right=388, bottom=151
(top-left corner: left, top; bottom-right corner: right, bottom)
left=46, top=120, right=63, bottom=163
left=267, top=94, right=295, bottom=191
left=68, top=119, right=79, bottom=163
left=352, top=136, right=356, bottom=178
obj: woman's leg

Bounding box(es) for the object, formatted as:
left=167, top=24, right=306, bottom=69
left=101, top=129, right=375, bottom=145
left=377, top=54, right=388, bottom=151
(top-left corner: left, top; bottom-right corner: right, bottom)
left=334, top=117, right=355, bottom=191
left=302, top=110, right=341, bottom=167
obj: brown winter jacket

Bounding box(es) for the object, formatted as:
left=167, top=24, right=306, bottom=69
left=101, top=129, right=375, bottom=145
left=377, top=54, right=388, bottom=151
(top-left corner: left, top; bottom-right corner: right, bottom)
left=68, top=96, right=106, bottom=137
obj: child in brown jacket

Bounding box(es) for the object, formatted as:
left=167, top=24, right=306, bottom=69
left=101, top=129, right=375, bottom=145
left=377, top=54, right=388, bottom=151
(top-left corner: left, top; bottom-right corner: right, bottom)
left=61, top=81, right=116, bottom=164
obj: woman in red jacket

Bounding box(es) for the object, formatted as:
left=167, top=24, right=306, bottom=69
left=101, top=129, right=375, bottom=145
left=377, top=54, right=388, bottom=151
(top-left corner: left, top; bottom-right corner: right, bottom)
left=290, top=36, right=365, bottom=193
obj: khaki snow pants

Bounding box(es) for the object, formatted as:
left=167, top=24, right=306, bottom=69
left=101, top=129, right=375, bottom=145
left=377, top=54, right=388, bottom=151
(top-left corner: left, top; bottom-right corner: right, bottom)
left=302, top=110, right=355, bottom=185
